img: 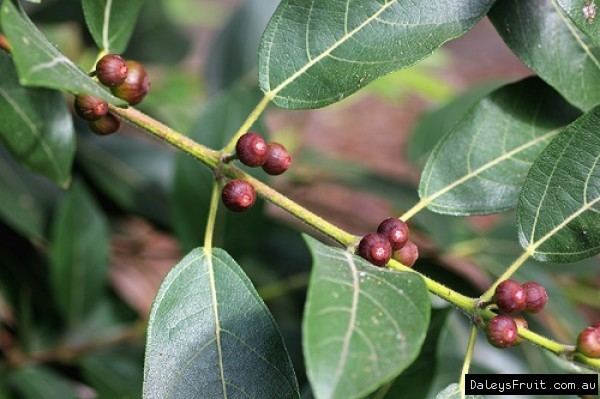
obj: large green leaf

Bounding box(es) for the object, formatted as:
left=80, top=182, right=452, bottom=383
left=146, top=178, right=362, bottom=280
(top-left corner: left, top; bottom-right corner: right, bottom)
left=50, top=181, right=109, bottom=325
left=258, top=0, right=494, bottom=109
left=419, top=78, right=579, bottom=216
left=144, top=248, right=300, bottom=398
left=490, top=0, right=600, bottom=111
left=518, top=106, right=600, bottom=262
left=82, top=0, right=145, bottom=53
left=556, top=0, right=600, bottom=46
left=1, top=0, right=125, bottom=104
left=0, top=52, right=74, bottom=187
left=303, top=236, right=430, bottom=399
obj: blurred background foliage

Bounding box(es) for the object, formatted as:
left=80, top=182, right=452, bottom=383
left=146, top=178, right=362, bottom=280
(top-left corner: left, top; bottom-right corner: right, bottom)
left=0, top=0, right=597, bottom=398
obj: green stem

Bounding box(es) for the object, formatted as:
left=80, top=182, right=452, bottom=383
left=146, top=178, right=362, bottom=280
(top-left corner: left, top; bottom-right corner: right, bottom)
left=479, top=307, right=600, bottom=369
left=460, top=326, right=478, bottom=399
left=204, top=180, right=221, bottom=255
left=110, top=106, right=220, bottom=169
left=388, top=259, right=475, bottom=313
left=225, top=165, right=358, bottom=246
left=221, top=94, right=273, bottom=154
left=110, top=105, right=600, bottom=372
left=480, top=250, right=532, bottom=301
left=399, top=198, right=429, bottom=222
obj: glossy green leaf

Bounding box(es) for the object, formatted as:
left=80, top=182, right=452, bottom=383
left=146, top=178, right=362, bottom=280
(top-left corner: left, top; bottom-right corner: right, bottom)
left=556, top=0, right=600, bottom=46
left=82, top=0, right=145, bottom=53
left=490, top=0, right=600, bottom=111
left=8, top=366, right=78, bottom=399
left=0, top=51, right=74, bottom=187
left=408, top=81, right=504, bottom=167
left=1, top=0, right=125, bottom=104
left=171, top=84, right=266, bottom=251
left=303, top=236, right=430, bottom=399
left=258, top=0, right=494, bottom=109
left=419, top=78, right=579, bottom=216
left=78, top=131, right=173, bottom=226
left=50, top=181, right=109, bottom=325
left=434, top=383, right=482, bottom=399
left=144, top=248, right=299, bottom=398
left=518, top=105, right=600, bottom=262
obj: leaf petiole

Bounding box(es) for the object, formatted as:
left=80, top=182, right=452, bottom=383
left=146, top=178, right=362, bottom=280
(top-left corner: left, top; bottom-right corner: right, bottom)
left=203, top=180, right=221, bottom=256
left=460, top=326, right=478, bottom=399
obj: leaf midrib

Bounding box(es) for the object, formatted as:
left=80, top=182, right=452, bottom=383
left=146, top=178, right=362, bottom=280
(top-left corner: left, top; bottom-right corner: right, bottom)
left=266, top=0, right=400, bottom=98
left=328, top=251, right=360, bottom=396
left=525, top=131, right=600, bottom=254
left=550, top=0, right=600, bottom=70
left=102, top=0, right=114, bottom=51
left=205, top=250, right=228, bottom=398
left=422, top=127, right=561, bottom=209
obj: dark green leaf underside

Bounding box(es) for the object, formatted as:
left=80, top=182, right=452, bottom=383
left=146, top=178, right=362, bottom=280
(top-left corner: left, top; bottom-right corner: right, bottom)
left=144, top=248, right=300, bottom=399
left=518, top=105, right=600, bottom=262
left=303, top=236, right=430, bottom=399
left=419, top=77, right=579, bottom=216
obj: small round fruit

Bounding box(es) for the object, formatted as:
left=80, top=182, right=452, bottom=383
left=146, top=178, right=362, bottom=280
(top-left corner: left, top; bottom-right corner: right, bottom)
left=513, top=316, right=528, bottom=344
left=89, top=113, right=120, bottom=135
left=494, top=280, right=526, bottom=314
left=236, top=132, right=269, bottom=167
left=486, top=315, right=518, bottom=348
left=522, top=281, right=548, bottom=313
left=358, top=233, right=392, bottom=267
left=262, top=143, right=292, bottom=175
left=377, top=218, right=409, bottom=250
left=221, top=180, right=256, bottom=212
left=392, top=240, right=419, bottom=267
left=111, top=60, right=150, bottom=105
left=577, top=326, right=600, bottom=358
left=74, top=95, right=108, bottom=121
left=95, top=54, right=128, bottom=87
